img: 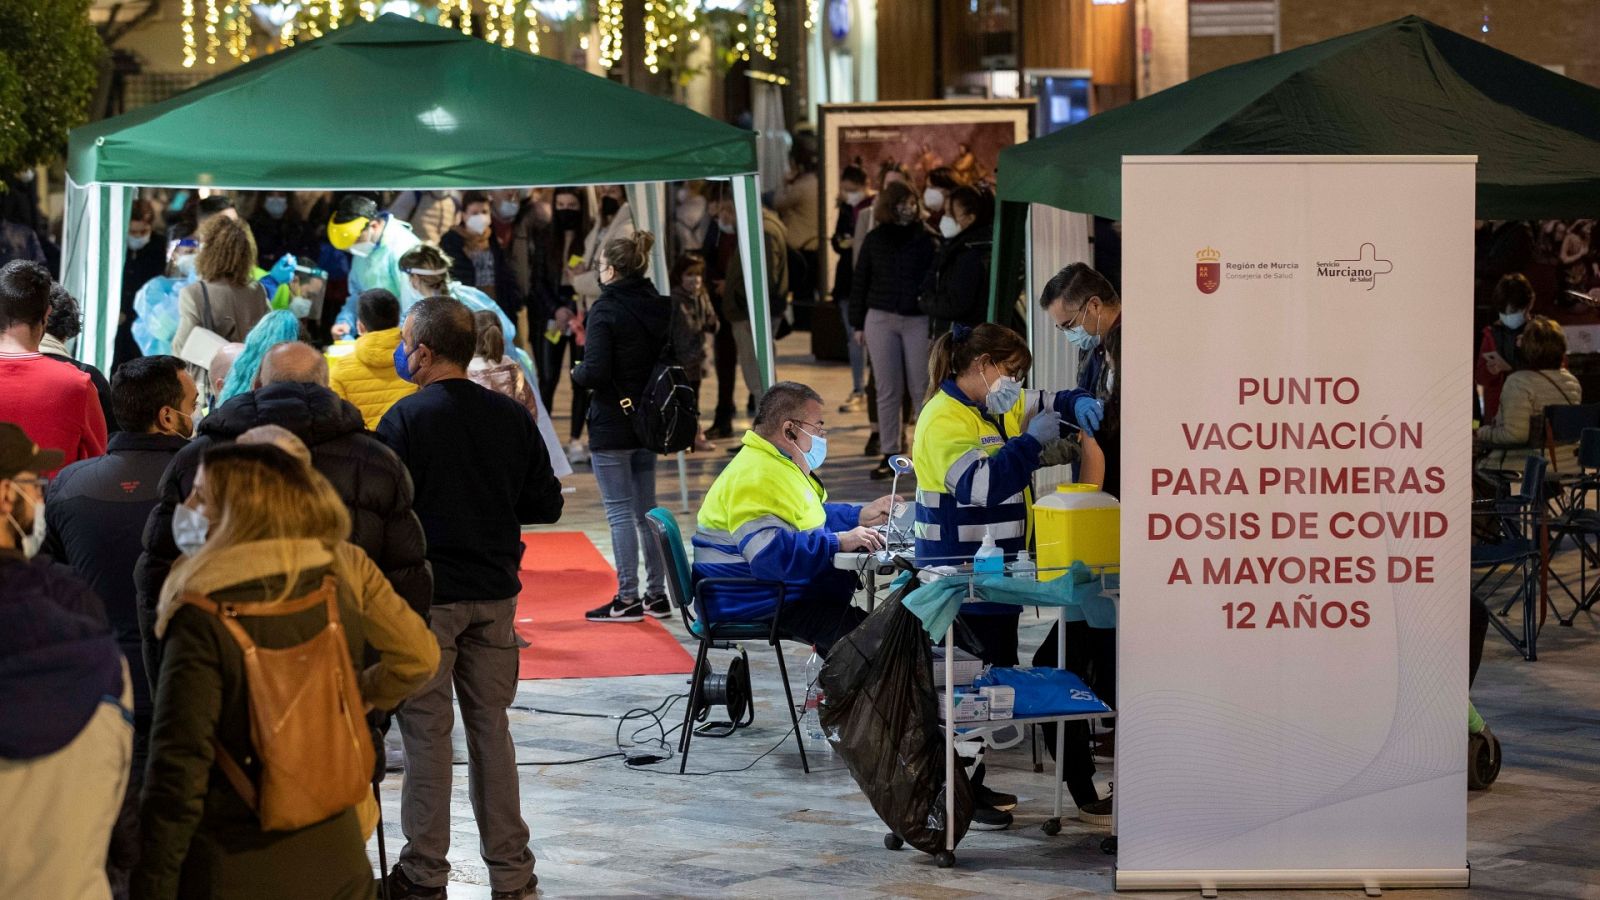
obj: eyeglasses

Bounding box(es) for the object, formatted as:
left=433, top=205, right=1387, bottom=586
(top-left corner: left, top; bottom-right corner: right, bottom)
left=1054, top=304, right=1089, bottom=333
left=791, top=420, right=828, bottom=438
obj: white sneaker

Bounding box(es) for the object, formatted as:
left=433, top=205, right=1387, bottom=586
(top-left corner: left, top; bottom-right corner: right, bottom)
left=566, top=440, right=590, bottom=465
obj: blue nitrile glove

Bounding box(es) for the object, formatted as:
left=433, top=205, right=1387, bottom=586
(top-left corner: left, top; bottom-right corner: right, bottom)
left=1073, top=396, right=1104, bottom=435
left=268, top=254, right=297, bottom=284
left=1026, top=409, right=1063, bottom=443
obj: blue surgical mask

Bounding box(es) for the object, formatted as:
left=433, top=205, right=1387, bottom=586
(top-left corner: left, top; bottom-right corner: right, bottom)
left=171, top=503, right=210, bottom=557
left=393, top=339, right=418, bottom=383
left=1500, top=310, right=1526, bottom=329
left=985, top=372, right=1023, bottom=414
left=795, top=425, right=827, bottom=471
left=175, top=254, right=197, bottom=278
left=1066, top=326, right=1100, bottom=352
left=263, top=196, right=288, bottom=218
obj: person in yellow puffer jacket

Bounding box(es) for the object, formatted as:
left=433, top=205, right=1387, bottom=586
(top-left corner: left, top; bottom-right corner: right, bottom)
left=328, top=289, right=418, bottom=429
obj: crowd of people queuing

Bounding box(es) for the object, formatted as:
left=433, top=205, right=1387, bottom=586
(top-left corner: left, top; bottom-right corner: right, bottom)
left=0, top=251, right=561, bottom=899
left=5, top=131, right=1595, bottom=895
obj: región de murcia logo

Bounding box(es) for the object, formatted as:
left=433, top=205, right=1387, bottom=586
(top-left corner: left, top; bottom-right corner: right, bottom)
left=1195, top=246, right=1221, bottom=294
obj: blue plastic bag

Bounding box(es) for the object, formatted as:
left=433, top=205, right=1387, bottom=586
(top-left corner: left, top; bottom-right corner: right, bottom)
left=971, top=667, right=1112, bottom=718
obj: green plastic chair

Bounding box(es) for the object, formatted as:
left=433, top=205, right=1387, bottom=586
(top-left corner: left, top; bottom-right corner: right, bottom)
left=645, top=507, right=809, bottom=774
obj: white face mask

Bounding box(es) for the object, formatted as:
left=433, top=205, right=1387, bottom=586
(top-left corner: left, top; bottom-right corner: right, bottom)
left=401, top=279, right=425, bottom=308
left=289, top=296, right=312, bottom=318
left=8, top=485, right=45, bottom=559
left=175, top=254, right=198, bottom=277
left=348, top=240, right=376, bottom=258
left=496, top=200, right=520, bottom=220
left=465, top=213, right=491, bottom=235
left=127, top=233, right=151, bottom=251
left=923, top=187, right=946, bottom=211
left=842, top=190, right=864, bottom=206
left=939, top=216, right=961, bottom=239
left=171, top=503, right=210, bottom=557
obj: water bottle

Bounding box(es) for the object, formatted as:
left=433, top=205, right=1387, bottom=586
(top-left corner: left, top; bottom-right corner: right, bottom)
left=801, top=652, right=831, bottom=753
left=1013, top=549, right=1036, bottom=582
left=973, top=525, right=1005, bottom=575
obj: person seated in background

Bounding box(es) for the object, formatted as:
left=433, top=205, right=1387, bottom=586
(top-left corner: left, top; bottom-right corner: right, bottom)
left=329, top=289, right=417, bottom=429
left=693, top=381, right=896, bottom=656
left=1477, top=315, right=1583, bottom=475
left=41, top=284, right=118, bottom=434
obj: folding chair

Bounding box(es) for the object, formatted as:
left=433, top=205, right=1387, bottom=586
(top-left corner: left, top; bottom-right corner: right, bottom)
left=1472, top=455, right=1547, bottom=660
left=1544, top=427, right=1600, bottom=625
left=1542, top=402, right=1600, bottom=516
left=643, top=507, right=810, bottom=774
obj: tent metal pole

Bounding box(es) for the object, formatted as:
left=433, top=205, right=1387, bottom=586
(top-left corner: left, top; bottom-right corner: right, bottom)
left=731, top=174, right=775, bottom=391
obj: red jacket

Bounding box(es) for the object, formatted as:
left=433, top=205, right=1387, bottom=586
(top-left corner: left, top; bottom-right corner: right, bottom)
left=0, top=351, right=108, bottom=474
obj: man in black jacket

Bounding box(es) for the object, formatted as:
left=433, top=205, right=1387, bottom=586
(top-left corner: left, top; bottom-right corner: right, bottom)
left=43, top=355, right=195, bottom=894
left=378, top=298, right=561, bottom=900
left=134, top=342, right=432, bottom=687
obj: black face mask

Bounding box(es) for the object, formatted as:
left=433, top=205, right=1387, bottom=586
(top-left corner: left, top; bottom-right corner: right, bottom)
left=599, top=196, right=621, bottom=218
left=553, top=208, right=581, bottom=232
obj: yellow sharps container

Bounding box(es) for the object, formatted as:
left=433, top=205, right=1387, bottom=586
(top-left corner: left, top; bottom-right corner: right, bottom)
left=1034, top=483, right=1119, bottom=581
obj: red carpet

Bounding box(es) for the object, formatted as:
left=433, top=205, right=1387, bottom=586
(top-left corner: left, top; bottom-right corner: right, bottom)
left=514, top=532, right=694, bottom=680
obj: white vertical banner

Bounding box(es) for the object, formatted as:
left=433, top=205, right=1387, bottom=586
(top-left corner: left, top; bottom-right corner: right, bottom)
left=1117, top=156, right=1475, bottom=891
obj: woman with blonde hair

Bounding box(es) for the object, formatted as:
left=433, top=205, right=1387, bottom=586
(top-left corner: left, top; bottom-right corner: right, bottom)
left=173, top=215, right=268, bottom=368
left=396, top=242, right=524, bottom=357
left=136, top=441, right=437, bottom=900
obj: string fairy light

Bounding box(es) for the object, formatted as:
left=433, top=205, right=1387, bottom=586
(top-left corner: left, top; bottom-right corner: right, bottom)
left=203, top=0, right=220, bottom=64
left=598, top=0, right=624, bottom=69
left=181, top=0, right=197, bottom=67
left=753, top=0, right=777, bottom=60
left=524, top=1, right=540, bottom=54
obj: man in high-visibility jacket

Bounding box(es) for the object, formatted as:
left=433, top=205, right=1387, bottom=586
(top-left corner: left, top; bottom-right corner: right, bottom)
left=693, top=382, right=897, bottom=654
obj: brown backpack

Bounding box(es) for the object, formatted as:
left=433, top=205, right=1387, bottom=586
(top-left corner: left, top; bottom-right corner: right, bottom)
left=180, top=576, right=375, bottom=832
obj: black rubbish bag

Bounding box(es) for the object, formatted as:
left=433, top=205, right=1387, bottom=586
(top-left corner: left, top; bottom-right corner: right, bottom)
left=818, top=582, right=973, bottom=855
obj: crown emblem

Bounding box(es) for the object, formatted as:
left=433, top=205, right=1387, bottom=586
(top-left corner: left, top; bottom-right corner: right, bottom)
left=1195, top=246, right=1221, bottom=262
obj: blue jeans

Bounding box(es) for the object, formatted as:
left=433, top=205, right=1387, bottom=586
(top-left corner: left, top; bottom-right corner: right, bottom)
left=590, top=448, right=665, bottom=597
left=839, top=298, right=865, bottom=393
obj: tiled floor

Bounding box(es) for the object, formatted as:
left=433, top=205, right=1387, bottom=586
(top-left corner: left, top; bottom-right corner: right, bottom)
left=371, top=335, right=1600, bottom=898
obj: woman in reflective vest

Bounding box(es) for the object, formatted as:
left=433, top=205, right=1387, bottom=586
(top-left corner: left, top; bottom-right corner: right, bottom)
left=912, top=322, right=1108, bottom=829
left=911, top=322, right=1092, bottom=665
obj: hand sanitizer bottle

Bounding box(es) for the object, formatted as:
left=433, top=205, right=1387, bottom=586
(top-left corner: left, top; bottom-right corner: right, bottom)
left=973, top=525, right=1005, bottom=575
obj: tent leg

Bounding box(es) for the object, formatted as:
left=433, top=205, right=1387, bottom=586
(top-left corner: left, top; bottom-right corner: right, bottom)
left=677, top=450, right=690, bottom=513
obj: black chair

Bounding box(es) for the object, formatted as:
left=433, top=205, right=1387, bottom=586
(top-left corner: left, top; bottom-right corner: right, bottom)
left=1544, top=427, right=1600, bottom=625
left=1542, top=402, right=1600, bottom=514
left=1472, top=455, right=1547, bottom=660
left=644, top=507, right=810, bottom=774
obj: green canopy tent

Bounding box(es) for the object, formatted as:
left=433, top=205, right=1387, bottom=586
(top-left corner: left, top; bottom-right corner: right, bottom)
left=64, top=13, right=772, bottom=381
left=989, top=15, right=1600, bottom=319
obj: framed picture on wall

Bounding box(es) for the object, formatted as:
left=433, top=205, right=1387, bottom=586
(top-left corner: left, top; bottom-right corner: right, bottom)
left=816, top=100, right=1034, bottom=301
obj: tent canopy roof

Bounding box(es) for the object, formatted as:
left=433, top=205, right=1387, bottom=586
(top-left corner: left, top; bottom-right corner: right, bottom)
left=68, top=14, right=757, bottom=189
left=997, top=16, right=1600, bottom=220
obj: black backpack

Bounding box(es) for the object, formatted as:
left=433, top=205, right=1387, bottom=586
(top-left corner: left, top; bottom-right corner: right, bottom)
left=615, top=301, right=699, bottom=455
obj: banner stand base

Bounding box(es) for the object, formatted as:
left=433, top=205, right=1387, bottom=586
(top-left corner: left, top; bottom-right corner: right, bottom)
left=1116, top=867, right=1471, bottom=893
